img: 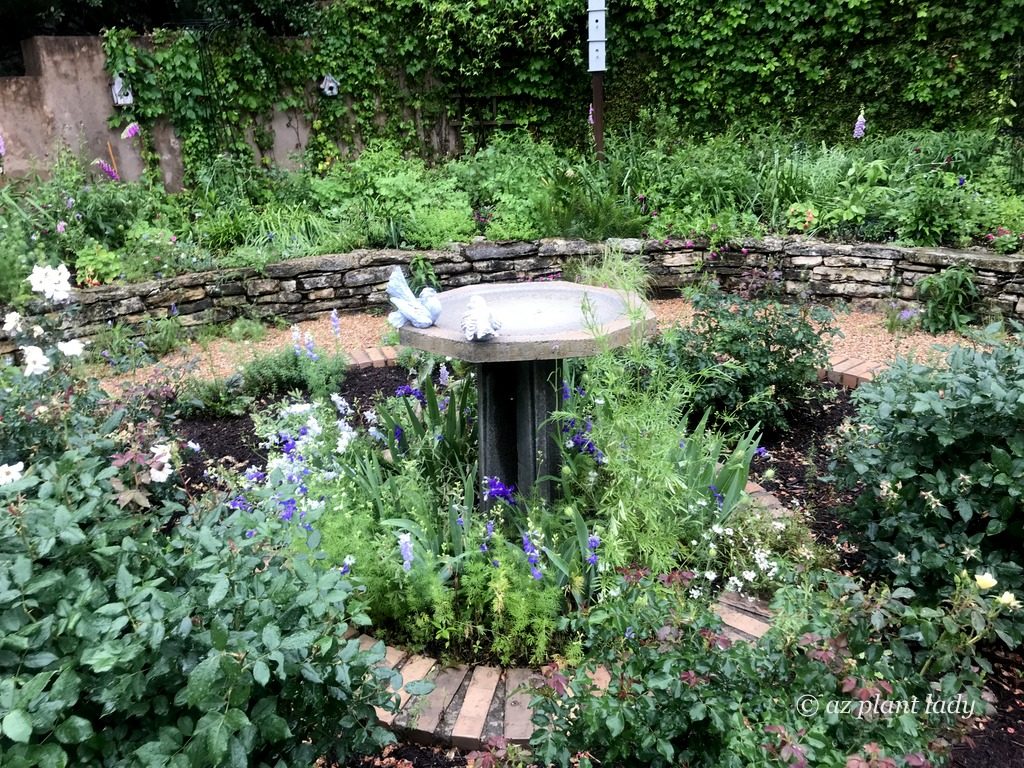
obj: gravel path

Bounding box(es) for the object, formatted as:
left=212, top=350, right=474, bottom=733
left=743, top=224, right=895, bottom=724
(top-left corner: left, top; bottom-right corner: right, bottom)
left=96, top=297, right=969, bottom=388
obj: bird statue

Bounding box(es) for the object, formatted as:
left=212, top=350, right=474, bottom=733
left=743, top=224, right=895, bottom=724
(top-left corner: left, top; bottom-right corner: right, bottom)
left=386, top=267, right=442, bottom=329
left=461, top=295, right=501, bottom=341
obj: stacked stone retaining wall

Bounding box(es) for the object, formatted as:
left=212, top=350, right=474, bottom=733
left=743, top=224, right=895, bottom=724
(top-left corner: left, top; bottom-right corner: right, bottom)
left=3, top=237, right=1023, bottom=354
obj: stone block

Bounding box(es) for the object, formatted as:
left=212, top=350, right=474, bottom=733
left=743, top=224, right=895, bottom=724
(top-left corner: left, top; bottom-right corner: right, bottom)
left=264, top=252, right=361, bottom=277
left=255, top=291, right=302, bottom=304
left=537, top=238, right=600, bottom=257
left=812, top=266, right=890, bottom=284
left=464, top=241, right=537, bottom=262
left=244, top=278, right=279, bottom=296
left=307, top=288, right=335, bottom=300
left=604, top=237, right=644, bottom=254
left=343, top=266, right=392, bottom=287
left=207, top=281, right=245, bottom=298
left=177, top=297, right=214, bottom=315
left=788, top=255, right=822, bottom=267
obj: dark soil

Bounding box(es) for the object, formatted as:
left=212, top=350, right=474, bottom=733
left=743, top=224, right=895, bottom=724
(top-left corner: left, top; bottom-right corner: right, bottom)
left=173, top=373, right=1023, bottom=767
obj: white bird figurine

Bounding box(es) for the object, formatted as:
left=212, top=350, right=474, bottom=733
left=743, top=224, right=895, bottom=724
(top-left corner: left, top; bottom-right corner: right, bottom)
left=461, top=295, right=501, bottom=341
left=386, top=267, right=442, bottom=329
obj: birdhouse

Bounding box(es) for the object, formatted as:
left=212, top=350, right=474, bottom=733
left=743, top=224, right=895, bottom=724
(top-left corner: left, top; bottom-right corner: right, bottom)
left=111, top=73, right=134, bottom=107
left=319, top=75, right=339, bottom=97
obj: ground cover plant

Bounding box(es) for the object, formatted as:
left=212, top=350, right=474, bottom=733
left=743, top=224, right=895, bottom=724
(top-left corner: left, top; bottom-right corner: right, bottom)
left=0, top=268, right=425, bottom=765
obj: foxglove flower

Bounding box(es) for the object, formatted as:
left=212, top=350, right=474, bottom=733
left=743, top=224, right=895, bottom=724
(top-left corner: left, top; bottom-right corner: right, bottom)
left=330, top=308, right=341, bottom=336
left=120, top=122, right=141, bottom=139
left=92, top=158, right=119, bottom=181
left=0, top=133, right=5, bottom=157
left=853, top=110, right=866, bottom=139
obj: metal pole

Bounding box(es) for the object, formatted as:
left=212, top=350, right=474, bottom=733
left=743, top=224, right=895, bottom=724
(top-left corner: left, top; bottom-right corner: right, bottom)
left=592, top=71, right=605, bottom=160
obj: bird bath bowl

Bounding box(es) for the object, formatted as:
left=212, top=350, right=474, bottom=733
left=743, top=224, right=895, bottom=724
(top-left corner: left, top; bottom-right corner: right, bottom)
left=399, top=281, right=657, bottom=502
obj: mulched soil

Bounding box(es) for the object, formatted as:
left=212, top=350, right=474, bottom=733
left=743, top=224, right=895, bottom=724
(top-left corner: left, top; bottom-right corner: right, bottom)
left=172, top=372, right=1023, bottom=767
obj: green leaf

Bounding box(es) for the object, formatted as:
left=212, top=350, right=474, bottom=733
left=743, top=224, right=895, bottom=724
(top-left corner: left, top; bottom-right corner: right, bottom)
left=54, top=715, right=94, bottom=744
left=606, top=711, right=624, bottom=737
left=404, top=679, right=435, bottom=696
left=253, top=661, right=270, bottom=686
left=185, top=655, right=223, bottom=706
left=2, top=709, right=32, bottom=743
left=262, top=624, right=281, bottom=650
left=208, top=575, right=230, bottom=608
left=689, top=701, right=707, bottom=721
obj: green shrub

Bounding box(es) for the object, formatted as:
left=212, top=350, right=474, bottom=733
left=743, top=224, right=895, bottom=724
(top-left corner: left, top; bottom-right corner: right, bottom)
left=529, top=568, right=1010, bottom=768
left=239, top=344, right=347, bottom=400
left=835, top=329, right=1024, bottom=619
left=0, top=326, right=402, bottom=766
left=657, top=283, right=841, bottom=431
left=917, top=264, right=981, bottom=333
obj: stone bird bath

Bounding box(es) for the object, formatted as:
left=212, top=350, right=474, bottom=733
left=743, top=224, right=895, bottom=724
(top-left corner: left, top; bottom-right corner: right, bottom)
left=399, top=281, right=657, bottom=502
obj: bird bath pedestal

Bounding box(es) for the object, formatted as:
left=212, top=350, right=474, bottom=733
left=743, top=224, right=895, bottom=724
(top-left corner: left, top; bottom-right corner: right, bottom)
left=399, top=281, right=656, bottom=503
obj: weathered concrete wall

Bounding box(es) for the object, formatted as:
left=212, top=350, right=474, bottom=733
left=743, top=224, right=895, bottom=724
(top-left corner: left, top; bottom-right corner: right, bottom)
left=3, top=237, right=1023, bottom=355
left=0, top=37, right=145, bottom=180
left=0, top=35, right=461, bottom=185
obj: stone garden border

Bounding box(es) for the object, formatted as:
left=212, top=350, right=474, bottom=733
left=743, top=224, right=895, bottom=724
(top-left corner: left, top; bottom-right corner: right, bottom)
left=3, top=236, right=1023, bottom=355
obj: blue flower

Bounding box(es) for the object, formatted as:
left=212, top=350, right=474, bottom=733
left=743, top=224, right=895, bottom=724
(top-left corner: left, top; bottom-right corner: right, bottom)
left=245, top=529, right=256, bottom=538
left=709, top=484, right=725, bottom=509
left=484, top=476, right=516, bottom=504
left=438, top=364, right=450, bottom=387
left=530, top=566, right=543, bottom=580
left=456, top=515, right=464, bottom=528
left=279, top=497, right=297, bottom=521
left=228, top=495, right=252, bottom=511
left=625, top=626, right=636, bottom=640
left=330, top=308, right=341, bottom=336
left=755, top=446, right=768, bottom=458
left=244, top=467, right=266, bottom=484
left=395, top=384, right=426, bottom=405
left=393, top=425, right=404, bottom=442
left=398, top=532, right=414, bottom=571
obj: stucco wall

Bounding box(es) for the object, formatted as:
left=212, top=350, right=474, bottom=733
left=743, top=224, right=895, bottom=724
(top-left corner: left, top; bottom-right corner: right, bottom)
left=0, top=37, right=144, bottom=180
left=3, top=237, right=1023, bottom=356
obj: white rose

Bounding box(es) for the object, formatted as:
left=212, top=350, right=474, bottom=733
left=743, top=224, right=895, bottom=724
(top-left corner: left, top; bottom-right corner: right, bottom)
left=3, top=312, right=22, bottom=334
left=0, top=461, right=25, bottom=486
left=20, top=346, right=51, bottom=376
left=56, top=339, right=87, bottom=357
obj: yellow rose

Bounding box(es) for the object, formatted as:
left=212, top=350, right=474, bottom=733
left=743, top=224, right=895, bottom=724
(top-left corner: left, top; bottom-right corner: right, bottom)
left=996, top=591, right=1021, bottom=610
left=975, top=572, right=997, bottom=591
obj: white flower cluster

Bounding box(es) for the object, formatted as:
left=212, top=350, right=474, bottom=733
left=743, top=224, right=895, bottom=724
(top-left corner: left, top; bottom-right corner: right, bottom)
left=753, top=548, right=779, bottom=579
left=27, top=264, right=72, bottom=303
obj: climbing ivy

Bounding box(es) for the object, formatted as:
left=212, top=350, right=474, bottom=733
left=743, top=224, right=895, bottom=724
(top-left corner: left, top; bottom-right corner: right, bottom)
left=101, top=0, right=1024, bottom=179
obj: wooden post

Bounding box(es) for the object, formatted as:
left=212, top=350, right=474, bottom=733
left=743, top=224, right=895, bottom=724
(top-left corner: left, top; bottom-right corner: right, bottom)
left=592, top=71, right=605, bottom=160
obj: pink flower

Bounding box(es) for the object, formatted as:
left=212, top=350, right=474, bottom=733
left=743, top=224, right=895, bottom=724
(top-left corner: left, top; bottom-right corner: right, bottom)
left=91, top=159, right=119, bottom=181
left=56, top=220, right=67, bottom=234
left=0, top=133, right=6, bottom=157
left=120, top=122, right=141, bottom=140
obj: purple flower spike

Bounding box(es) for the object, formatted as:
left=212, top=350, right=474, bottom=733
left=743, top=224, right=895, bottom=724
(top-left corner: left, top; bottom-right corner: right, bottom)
left=92, top=158, right=120, bottom=181
left=853, top=110, right=866, bottom=139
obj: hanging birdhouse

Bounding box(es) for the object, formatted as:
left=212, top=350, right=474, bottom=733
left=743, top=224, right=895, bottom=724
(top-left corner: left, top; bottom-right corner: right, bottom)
left=319, top=75, right=339, bottom=97
left=111, top=73, right=134, bottom=107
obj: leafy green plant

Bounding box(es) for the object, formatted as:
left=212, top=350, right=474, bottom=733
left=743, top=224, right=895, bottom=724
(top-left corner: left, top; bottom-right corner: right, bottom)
left=0, top=325, right=408, bottom=766
left=916, top=264, right=981, bottom=333
left=835, top=327, right=1024, bottom=623
left=529, top=568, right=1012, bottom=768
left=238, top=344, right=347, bottom=400
left=657, top=282, right=842, bottom=431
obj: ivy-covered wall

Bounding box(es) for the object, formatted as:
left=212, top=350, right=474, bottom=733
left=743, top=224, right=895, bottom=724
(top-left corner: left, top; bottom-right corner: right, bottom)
left=96, top=0, right=1023, bottom=179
